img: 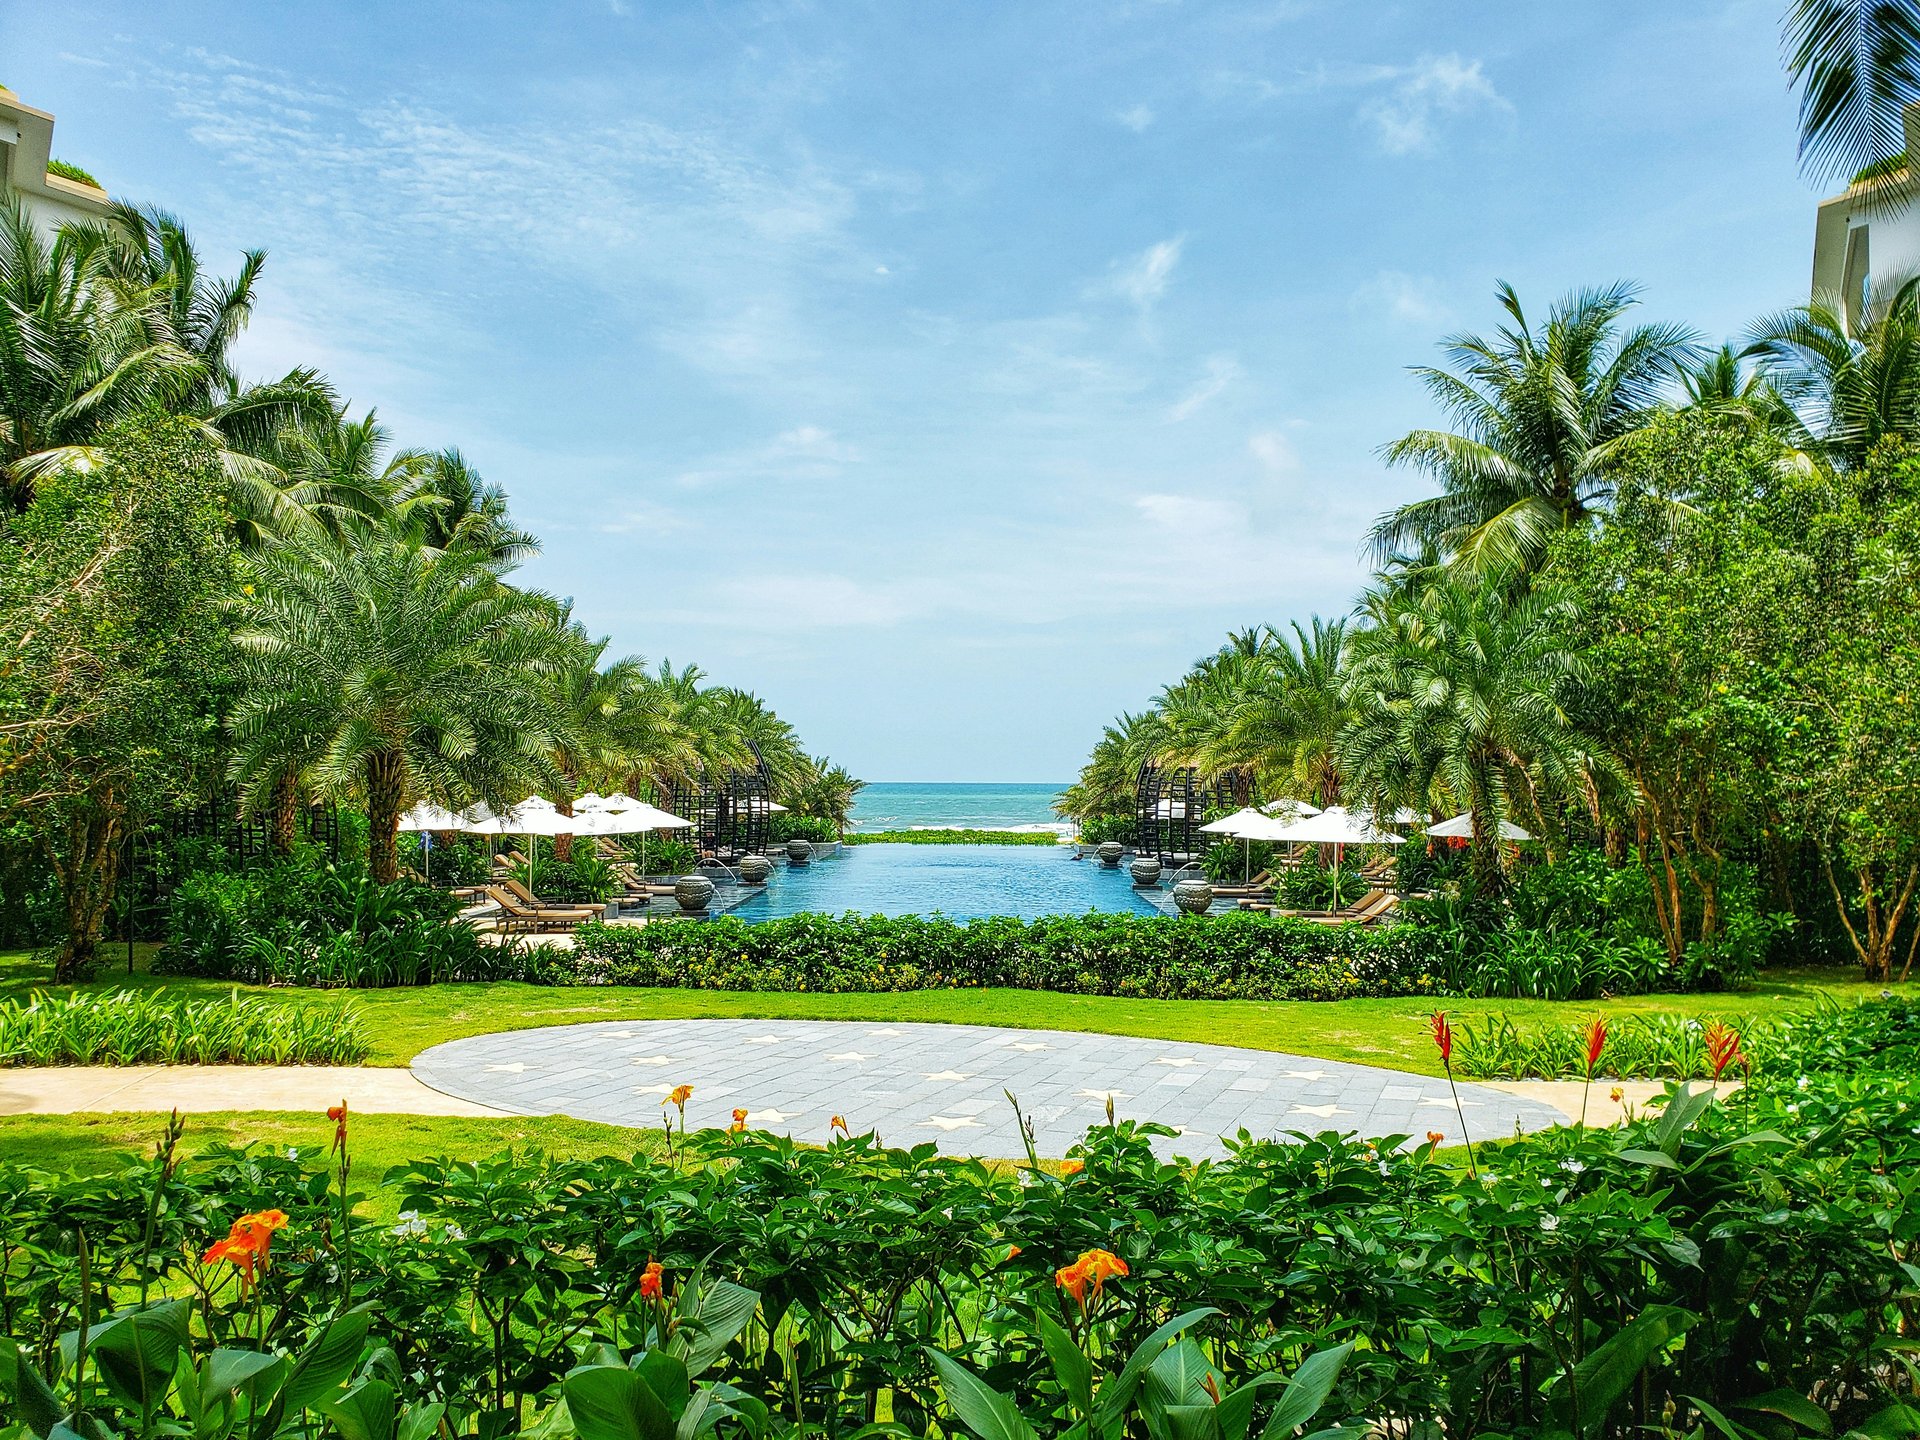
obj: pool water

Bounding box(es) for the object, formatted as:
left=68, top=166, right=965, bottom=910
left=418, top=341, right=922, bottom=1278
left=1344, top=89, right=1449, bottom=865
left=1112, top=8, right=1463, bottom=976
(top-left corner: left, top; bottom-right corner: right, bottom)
left=727, top=843, right=1168, bottom=922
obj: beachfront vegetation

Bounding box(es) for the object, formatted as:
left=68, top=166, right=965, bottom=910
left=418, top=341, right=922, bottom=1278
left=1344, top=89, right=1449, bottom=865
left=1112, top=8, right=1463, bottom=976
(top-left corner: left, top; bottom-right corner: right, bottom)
left=845, top=828, right=1061, bottom=845
left=5, top=997, right=1918, bottom=1440
left=0, top=195, right=858, bottom=977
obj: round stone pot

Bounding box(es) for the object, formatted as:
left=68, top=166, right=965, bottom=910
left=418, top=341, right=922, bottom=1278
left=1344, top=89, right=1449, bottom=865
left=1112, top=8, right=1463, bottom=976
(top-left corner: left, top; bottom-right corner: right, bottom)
left=1096, top=841, right=1125, bottom=867
left=786, top=838, right=813, bottom=866
left=674, top=874, right=715, bottom=913
left=1172, top=878, right=1215, bottom=915
left=1129, top=856, right=1163, bottom=888
left=738, top=854, right=772, bottom=885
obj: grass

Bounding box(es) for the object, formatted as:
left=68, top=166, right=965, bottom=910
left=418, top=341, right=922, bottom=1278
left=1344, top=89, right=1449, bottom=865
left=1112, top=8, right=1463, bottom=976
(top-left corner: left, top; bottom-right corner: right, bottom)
left=0, top=1110, right=662, bottom=1219
left=47, top=158, right=103, bottom=189
left=0, top=946, right=1881, bottom=1074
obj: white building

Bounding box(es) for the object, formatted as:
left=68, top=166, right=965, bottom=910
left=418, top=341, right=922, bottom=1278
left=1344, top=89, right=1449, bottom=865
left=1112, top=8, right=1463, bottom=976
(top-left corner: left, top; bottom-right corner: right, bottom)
left=1, top=86, right=115, bottom=239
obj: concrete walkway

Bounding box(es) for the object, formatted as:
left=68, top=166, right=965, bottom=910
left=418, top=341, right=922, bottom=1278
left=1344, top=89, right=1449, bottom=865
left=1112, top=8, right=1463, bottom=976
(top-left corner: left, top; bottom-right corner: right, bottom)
left=0, top=1065, right=507, bottom=1117
left=412, top=1019, right=1585, bottom=1159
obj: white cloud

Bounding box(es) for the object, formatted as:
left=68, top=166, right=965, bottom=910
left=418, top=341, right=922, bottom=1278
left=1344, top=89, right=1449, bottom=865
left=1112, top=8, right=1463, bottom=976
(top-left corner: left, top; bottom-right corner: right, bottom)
left=1166, top=355, right=1241, bottom=421
left=1248, top=428, right=1300, bottom=475
left=1135, top=493, right=1246, bottom=532
left=673, top=425, right=862, bottom=487
left=1360, top=54, right=1506, bottom=155
left=1351, top=270, right=1452, bottom=326
left=1115, top=104, right=1156, bottom=133
left=1102, top=236, right=1185, bottom=311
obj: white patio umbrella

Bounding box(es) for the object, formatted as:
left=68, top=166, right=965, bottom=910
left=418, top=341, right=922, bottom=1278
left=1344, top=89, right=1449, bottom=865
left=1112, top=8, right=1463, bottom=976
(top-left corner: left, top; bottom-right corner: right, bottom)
left=569, top=795, right=694, bottom=870
left=1427, top=811, right=1532, bottom=842
left=1268, top=805, right=1405, bottom=894
left=460, top=797, right=580, bottom=890
left=1200, top=806, right=1284, bottom=881
left=1261, top=797, right=1322, bottom=819
left=397, top=803, right=465, bottom=885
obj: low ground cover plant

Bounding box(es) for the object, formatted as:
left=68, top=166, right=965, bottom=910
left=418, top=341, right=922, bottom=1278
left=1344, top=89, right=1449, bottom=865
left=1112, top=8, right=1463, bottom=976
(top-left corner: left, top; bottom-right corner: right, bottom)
left=844, top=828, right=1060, bottom=845
left=3, top=1000, right=1916, bottom=1438
left=572, top=910, right=1441, bottom=1000
left=0, top=988, right=367, bottom=1065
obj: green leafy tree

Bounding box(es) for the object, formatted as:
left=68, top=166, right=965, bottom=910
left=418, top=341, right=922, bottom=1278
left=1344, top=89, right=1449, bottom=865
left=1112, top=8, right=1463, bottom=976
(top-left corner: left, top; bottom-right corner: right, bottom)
left=1371, top=281, right=1698, bottom=576
left=228, top=525, right=568, bottom=884
left=1783, top=0, right=1920, bottom=183
left=0, top=415, right=234, bottom=979
left=1339, top=573, right=1599, bottom=890
left=1747, top=278, right=1920, bottom=472
left=784, top=756, right=866, bottom=834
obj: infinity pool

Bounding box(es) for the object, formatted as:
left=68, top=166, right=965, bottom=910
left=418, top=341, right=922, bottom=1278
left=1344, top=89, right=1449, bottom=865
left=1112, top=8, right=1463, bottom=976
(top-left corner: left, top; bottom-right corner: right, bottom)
left=726, top=843, right=1169, bottom=921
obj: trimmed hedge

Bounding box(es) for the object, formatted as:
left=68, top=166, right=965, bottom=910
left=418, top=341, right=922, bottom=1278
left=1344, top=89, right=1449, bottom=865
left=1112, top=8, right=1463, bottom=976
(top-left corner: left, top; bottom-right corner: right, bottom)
left=570, top=909, right=1444, bottom=1000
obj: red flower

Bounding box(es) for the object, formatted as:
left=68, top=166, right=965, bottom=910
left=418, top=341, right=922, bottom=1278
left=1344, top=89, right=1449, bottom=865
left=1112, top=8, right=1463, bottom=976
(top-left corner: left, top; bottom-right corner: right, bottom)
left=1704, top=1021, right=1744, bottom=1081
left=1429, top=1012, right=1453, bottom=1067
left=1583, top=1016, right=1607, bottom=1073
left=327, top=1102, right=348, bottom=1152
left=639, top=1261, right=664, bottom=1299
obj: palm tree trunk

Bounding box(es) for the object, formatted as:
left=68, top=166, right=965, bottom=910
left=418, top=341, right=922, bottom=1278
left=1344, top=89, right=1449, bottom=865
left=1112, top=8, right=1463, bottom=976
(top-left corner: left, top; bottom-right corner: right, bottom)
left=269, top=770, right=299, bottom=856
left=366, top=749, right=407, bottom=885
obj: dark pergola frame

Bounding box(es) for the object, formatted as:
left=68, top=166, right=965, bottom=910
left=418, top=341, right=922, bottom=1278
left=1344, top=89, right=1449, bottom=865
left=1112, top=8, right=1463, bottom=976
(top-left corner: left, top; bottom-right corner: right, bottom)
left=664, top=745, right=774, bottom=866
left=1134, top=762, right=1235, bottom=867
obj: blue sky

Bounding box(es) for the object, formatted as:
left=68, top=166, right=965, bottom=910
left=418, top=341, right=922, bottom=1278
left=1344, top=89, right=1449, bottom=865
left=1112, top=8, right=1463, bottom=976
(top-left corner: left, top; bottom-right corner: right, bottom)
left=6, top=1, right=1817, bottom=781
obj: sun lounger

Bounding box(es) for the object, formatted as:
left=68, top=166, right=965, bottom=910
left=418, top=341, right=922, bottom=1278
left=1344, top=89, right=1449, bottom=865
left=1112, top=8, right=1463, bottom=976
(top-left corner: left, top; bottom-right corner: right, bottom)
left=482, top=883, right=598, bottom=933
left=1299, top=892, right=1401, bottom=926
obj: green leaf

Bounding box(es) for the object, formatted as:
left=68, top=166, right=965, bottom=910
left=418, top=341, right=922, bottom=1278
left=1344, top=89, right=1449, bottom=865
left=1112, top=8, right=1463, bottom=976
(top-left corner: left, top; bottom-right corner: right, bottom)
left=924, top=1348, right=1039, bottom=1440
left=1686, top=1395, right=1765, bottom=1440
left=674, top=1280, right=759, bottom=1380
left=1093, top=1307, right=1219, bottom=1433
left=1260, top=1344, right=1354, bottom=1440
left=631, top=1352, right=690, bottom=1423
left=1732, top=1388, right=1833, bottom=1436
left=205, top=1349, right=283, bottom=1399
left=1214, top=1376, right=1285, bottom=1440
left=282, top=1309, right=376, bottom=1416
left=564, top=1365, right=677, bottom=1440
left=1036, top=1309, right=1092, bottom=1417
left=1165, top=1405, right=1223, bottom=1440
left=1845, top=1402, right=1920, bottom=1439
left=397, top=1402, right=447, bottom=1440
left=1144, top=1339, right=1220, bottom=1424
left=0, top=1337, right=64, bottom=1439
left=82, top=1300, right=192, bottom=1411
left=320, top=1378, right=397, bottom=1440
left=1615, top=1148, right=1681, bottom=1170
left=1550, top=1306, right=1698, bottom=1436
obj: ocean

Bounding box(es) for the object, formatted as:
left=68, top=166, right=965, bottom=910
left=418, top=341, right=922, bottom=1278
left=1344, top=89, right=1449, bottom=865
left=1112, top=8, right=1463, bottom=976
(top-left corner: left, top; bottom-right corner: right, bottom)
left=847, top=781, right=1070, bottom=834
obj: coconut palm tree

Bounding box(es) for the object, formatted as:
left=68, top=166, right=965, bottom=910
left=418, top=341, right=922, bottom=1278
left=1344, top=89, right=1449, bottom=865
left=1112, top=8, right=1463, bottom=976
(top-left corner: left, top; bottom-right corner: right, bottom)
left=0, top=196, right=202, bottom=501
left=227, top=523, right=569, bottom=884
left=786, top=757, right=866, bottom=834
left=1746, top=276, right=1920, bottom=471
left=1056, top=710, right=1165, bottom=826
left=1338, top=574, right=1600, bottom=888
left=1371, top=281, right=1699, bottom=577
left=1784, top=0, right=1920, bottom=184
left=398, top=448, right=538, bottom=569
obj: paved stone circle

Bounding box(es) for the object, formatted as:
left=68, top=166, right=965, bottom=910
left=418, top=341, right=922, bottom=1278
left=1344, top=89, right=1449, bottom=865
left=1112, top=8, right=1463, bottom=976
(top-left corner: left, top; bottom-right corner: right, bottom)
left=411, top=1020, right=1565, bottom=1159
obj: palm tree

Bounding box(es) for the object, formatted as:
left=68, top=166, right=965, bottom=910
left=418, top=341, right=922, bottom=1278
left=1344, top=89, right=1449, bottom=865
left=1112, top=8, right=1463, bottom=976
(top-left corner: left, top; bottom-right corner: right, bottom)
left=398, top=448, right=538, bottom=569
left=1746, top=276, right=1920, bottom=470
left=228, top=524, right=569, bottom=884
left=0, top=196, right=202, bottom=501
left=786, top=757, right=866, bottom=834
left=1783, top=0, right=1920, bottom=184
left=1056, top=711, right=1165, bottom=825
left=1677, top=344, right=1806, bottom=440
left=1338, top=575, right=1600, bottom=888
left=1371, top=281, right=1699, bottom=576
left=544, top=623, right=645, bottom=860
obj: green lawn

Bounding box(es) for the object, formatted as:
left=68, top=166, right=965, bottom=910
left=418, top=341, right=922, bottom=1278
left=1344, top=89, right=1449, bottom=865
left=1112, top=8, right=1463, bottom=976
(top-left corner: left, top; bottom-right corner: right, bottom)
left=0, top=945, right=1883, bottom=1073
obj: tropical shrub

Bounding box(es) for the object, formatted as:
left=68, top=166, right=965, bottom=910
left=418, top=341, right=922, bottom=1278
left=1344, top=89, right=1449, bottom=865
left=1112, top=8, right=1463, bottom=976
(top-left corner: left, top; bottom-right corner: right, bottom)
left=158, top=859, right=550, bottom=987
left=1075, top=813, right=1134, bottom=846
left=4, top=1000, right=1919, bottom=1438
left=0, top=988, right=367, bottom=1064
left=768, top=813, right=836, bottom=845
left=571, top=910, right=1443, bottom=1000
left=627, top=835, right=697, bottom=875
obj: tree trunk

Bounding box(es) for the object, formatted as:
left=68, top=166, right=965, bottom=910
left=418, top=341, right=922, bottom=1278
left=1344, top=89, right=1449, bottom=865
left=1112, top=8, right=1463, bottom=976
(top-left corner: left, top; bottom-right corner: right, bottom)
left=269, top=769, right=299, bottom=856
left=554, top=787, right=575, bottom=863
left=366, top=749, right=407, bottom=885
left=47, top=793, right=125, bottom=983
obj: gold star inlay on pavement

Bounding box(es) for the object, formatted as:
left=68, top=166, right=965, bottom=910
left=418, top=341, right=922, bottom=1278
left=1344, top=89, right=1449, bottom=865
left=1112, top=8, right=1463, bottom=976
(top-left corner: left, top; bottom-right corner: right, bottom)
left=1284, top=1069, right=1329, bottom=1080
left=1075, top=1088, right=1131, bottom=1100
left=867, top=1028, right=903, bottom=1036
left=744, top=1108, right=799, bottom=1126
left=921, top=1115, right=985, bottom=1131
left=634, top=1084, right=676, bottom=1095
left=1288, top=1103, right=1351, bottom=1118
left=742, top=1035, right=784, bottom=1045
left=484, top=1063, right=526, bottom=1073
left=827, top=1052, right=871, bottom=1062
left=1154, top=1057, right=1199, bottom=1067
left=1419, top=1095, right=1481, bottom=1107
left=924, top=1069, right=972, bottom=1081
left=1005, top=1041, right=1050, bottom=1052
left=630, top=1056, right=676, bottom=1066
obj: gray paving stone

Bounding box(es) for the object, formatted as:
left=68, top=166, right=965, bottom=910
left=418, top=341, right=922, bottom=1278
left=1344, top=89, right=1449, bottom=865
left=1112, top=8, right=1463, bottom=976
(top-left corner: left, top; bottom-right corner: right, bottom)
left=411, top=1019, right=1565, bottom=1161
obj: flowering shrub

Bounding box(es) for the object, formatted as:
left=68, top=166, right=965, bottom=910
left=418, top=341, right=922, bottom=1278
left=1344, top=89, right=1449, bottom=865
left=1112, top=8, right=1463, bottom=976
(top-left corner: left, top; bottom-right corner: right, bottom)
left=4, top=1000, right=1919, bottom=1438
left=570, top=909, right=1445, bottom=1000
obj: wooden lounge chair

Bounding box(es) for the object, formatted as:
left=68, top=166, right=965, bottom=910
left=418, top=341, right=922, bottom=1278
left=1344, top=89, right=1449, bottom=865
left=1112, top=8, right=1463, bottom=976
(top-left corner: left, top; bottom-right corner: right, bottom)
left=482, top=883, right=598, bottom=933
left=492, top=849, right=531, bottom=871
left=1299, top=891, right=1401, bottom=926
left=1250, top=888, right=1392, bottom=920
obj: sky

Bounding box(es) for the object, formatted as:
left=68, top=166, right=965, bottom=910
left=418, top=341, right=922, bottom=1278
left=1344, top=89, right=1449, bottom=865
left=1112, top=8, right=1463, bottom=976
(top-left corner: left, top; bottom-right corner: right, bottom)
left=5, top=1, right=1820, bottom=781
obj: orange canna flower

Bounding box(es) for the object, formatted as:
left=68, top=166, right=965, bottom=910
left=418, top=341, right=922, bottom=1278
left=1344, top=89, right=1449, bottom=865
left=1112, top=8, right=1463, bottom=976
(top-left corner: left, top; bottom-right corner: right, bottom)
left=639, top=1260, right=664, bottom=1299
left=1426, top=1131, right=1444, bottom=1147
left=730, top=1108, right=749, bottom=1135
left=202, top=1208, right=290, bottom=1288
left=1060, top=1159, right=1084, bottom=1176
left=667, top=1084, right=694, bottom=1107
left=328, top=1101, right=349, bottom=1152
left=1006, top=1244, right=1023, bottom=1259
left=1609, top=1085, right=1625, bottom=1104
left=1055, top=1258, right=1090, bottom=1304
left=830, top=1115, right=849, bottom=1135
left=1055, top=1248, right=1128, bottom=1307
